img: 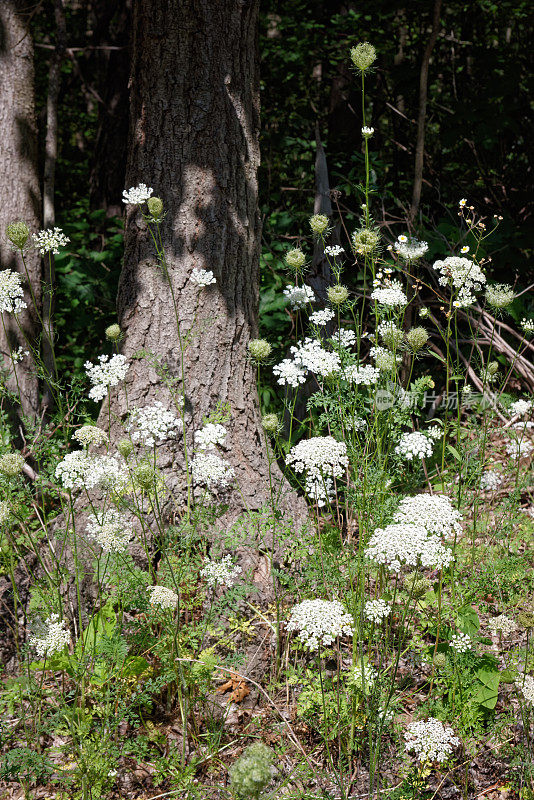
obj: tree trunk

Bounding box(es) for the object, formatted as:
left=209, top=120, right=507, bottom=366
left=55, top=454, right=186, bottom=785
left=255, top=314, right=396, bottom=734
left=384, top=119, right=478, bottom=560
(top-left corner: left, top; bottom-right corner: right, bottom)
left=0, top=0, right=41, bottom=420
left=108, top=0, right=304, bottom=525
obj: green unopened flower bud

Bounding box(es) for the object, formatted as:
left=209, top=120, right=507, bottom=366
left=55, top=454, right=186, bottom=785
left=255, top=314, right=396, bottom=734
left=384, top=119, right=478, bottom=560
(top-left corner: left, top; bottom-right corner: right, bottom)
left=309, top=214, right=329, bottom=236
left=379, top=322, right=404, bottom=351
left=487, top=361, right=499, bottom=376
left=485, top=283, right=514, bottom=310
left=0, top=452, right=25, bottom=477
left=248, top=338, right=272, bottom=363
left=327, top=284, right=349, bottom=305
left=262, top=413, right=281, bottom=436
left=6, top=221, right=29, bottom=249
left=352, top=227, right=380, bottom=255
left=350, top=42, right=377, bottom=71
left=147, top=196, right=164, bottom=219
left=229, top=742, right=274, bottom=799
left=434, top=652, right=447, bottom=669
left=117, top=438, right=134, bottom=458
left=517, top=611, right=534, bottom=630
left=285, top=248, right=306, bottom=271
left=134, top=463, right=157, bottom=491
left=105, top=324, right=122, bottom=342
left=406, top=326, right=429, bottom=352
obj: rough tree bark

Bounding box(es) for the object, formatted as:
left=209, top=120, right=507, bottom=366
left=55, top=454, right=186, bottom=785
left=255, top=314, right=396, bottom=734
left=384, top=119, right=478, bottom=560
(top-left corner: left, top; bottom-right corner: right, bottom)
left=106, top=0, right=305, bottom=526
left=0, top=0, right=42, bottom=420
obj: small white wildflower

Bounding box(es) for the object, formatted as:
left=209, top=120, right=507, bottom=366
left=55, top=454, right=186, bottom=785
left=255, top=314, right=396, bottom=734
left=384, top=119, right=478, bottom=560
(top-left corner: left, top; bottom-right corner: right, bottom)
left=149, top=585, right=178, bottom=609
left=122, top=183, right=153, bottom=205
left=86, top=509, right=132, bottom=553
left=126, top=402, right=183, bottom=447
left=364, top=599, right=391, bottom=624
left=191, top=451, right=234, bottom=490
left=480, top=470, right=502, bottom=491
left=32, top=228, right=70, bottom=255
left=333, top=327, right=356, bottom=349
left=370, top=279, right=407, bottom=307
left=350, top=661, right=378, bottom=690
left=459, top=199, right=467, bottom=208
left=309, top=308, right=335, bottom=326
left=286, top=436, right=348, bottom=483
left=394, top=494, right=461, bottom=538
left=426, top=424, right=443, bottom=441
left=405, top=718, right=459, bottom=763
left=324, top=245, right=345, bottom=258
left=521, top=318, right=534, bottom=334
left=290, top=337, right=341, bottom=378
left=0, top=270, right=27, bottom=314
left=190, top=268, right=216, bottom=287
left=395, top=431, right=434, bottom=461
left=505, top=440, right=533, bottom=459
left=85, top=354, right=128, bottom=402
left=29, top=615, right=70, bottom=659
left=510, top=399, right=533, bottom=417
left=10, top=347, right=29, bottom=364
left=365, top=523, right=453, bottom=572
left=194, top=422, right=227, bottom=451
left=433, top=256, right=486, bottom=307
left=515, top=673, right=534, bottom=705
left=283, top=283, right=315, bottom=309
left=361, top=126, right=374, bottom=138
left=488, top=615, right=517, bottom=638
left=461, top=246, right=470, bottom=254
left=343, top=363, right=380, bottom=385
left=394, top=236, right=429, bottom=261
left=450, top=632, right=471, bottom=653
left=287, top=599, right=353, bottom=650
left=272, top=358, right=307, bottom=388
left=201, top=554, right=242, bottom=589
left=73, top=425, right=107, bottom=448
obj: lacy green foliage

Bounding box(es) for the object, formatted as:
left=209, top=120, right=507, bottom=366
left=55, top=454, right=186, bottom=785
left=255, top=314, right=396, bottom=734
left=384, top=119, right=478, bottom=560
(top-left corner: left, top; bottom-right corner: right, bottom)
left=229, top=742, right=274, bottom=799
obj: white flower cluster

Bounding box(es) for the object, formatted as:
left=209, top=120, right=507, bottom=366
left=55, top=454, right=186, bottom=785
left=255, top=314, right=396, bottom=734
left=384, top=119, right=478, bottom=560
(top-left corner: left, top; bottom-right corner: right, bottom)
left=10, top=346, right=29, bottom=363
left=371, top=345, right=400, bottom=372
left=334, top=328, right=356, bottom=349
left=86, top=509, right=132, bottom=553
left=395, top=431, right=434, bottom=461
left=287, top=436, right=348, bottom=506
left=191, top=451, right=235, bottom=491
left=516, top=673, right=534, bottom=705
left=506, top=440, right=533, bottom=459
left=522, top=318, right=534, bottom=334
left=85, top=354, right=128, bottom=402
left=283, top=284, right=315, bottom=309
left=126, top=402, right=183, bottom=447
left=405, top=718, right=459, bottom=763
left=0, top=501, right=10, bottom=525
left=350, top=661, right=378, bottom=690
left=361, top=126, right=374, bottom=137
left=73, top=425, right=107, bottom=448
left=290, top=337, right=341, bottom=379
left=29, top=615, right=70, bottom=659
left=55, top=451, right=129, bottom=492
left=343, top=363, right=380, bottom=386
left=394, top=235, right=428, bottom=261
left=364, top=599, right=391, bottom=623
left=309, top=308, right=335, bottom=326
left=510, top=399, right=533, bottom=417
left=122, top=183, right=153, bottom=205
left=393, top=494, right=461, bottom=538
left=287, top=599, right=353, bottom=650
left=304, top=474, right=336, bottom=507
left=512, top=421, right=534, bottom=432
left=194, top=422, right=227, bottom=451
left=488, top=615, right=517, bottom=638
left=0, top=270, right=27, bottom=313
left=433, top=256, right=486, bottom=307
left=480, top=470, right=502, bottom=491
left=324, top=245, right=344, bottom=258
left=191, top=268, right=216, bottom=287
left=32, top=228, right=70, bottom=255
left=371, top=278, right=407, bottom=307
left=272, top=358, right=307, bottom=388
left=450, top=632, right=471, bottom=653
left=365, top=523, right=454, bottom=572
left=426, top=424, right=443, bottom=441
left=200, top=555, right=242, bottom=589
left=149, top=585, right=178, bottom=609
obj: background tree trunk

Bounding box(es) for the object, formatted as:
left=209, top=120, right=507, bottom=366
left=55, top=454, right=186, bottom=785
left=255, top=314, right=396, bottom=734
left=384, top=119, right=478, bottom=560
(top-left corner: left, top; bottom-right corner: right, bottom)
left=108, top=0, right=304, bottom=524
left=0, top=0, right=42, bottom=421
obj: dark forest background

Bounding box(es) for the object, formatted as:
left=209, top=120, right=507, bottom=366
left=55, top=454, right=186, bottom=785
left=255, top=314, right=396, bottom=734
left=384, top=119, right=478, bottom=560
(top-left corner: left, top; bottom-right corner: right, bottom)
left=30, top=0, right=533, bottom=378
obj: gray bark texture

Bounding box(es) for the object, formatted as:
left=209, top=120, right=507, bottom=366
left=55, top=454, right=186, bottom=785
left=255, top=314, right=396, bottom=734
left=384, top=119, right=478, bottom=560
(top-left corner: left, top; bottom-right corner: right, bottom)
left=106, top=0, right=306, bottom=528
left=0, top=0, right=41, bottom=420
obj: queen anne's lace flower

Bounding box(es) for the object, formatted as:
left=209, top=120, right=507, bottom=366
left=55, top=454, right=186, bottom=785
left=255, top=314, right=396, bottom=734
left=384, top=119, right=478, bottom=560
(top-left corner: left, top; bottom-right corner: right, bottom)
left=370, top=279, right=407, bottom=307
left=32, top=228, right=70, bottom=255
left=371, top=345, right=399, bottom=372
left=283, top=283, right=315, bottom=309
left=480, top=470, right=502, bottom=491
left=201, top=555, right=242, bottom=588
left=510, top=399, right=533, bottom=417
left=393, top=494, right=461, bottom=538
left=365, top=523, right=454, bottom=572
left=86, top=509, right=132, bottom=553
left=149, top=585, right=178, bottom=609
left=191, top=452, right=234, bottom=490
left=272, top=358, right=307, bottom=387
left=488, top=615, right=517, bottom=638
left=190, top=268, right=216, bottom=287
left=0, top=270, right=27, bottom=313
left=324, top=245, right=344, bottom=257
left=394, top=236, right=428, bottom=261
left=287, top=599, right=353, bottom=650
left=194, top=423, right=227, bottom=451
left=450, top=632, right=471, bottom=653
left=395, top=431, right=434, bottom=461
left=515, top=673, right=534, bottom=705
left=309, top=308, right=335, bottom=326
left=0, top=452, right=25, bottom=477
left=85, top=354, right=128, bottom=402
left=73, top=425, right=107, bottom=448
left=304, top=474, right=335, bottom=507
left=350, top=661, right=378, bottom=690
left=286, top=436, right=348, bottom=482
left=343, top=364, right=380, bottom=385
left=506, top=440, right=533, bottom=459
left=364, top=599, right=391, bottom=623
left=333, top=328, right=356, bottom=350
left=0, top=501, right=11, bottom=525
left=290, top=337, right=341, bottom=379
left=122, top=183, right=153, bottom=205
left=405, top=718, right=459, bottom=763
left=126, top=402, right=183, bottom=447
left=433, top=256, right=486, bottom=307
left=55, top=451, right=129, bottom=492
left=29, top=615, right=70, bottom=659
